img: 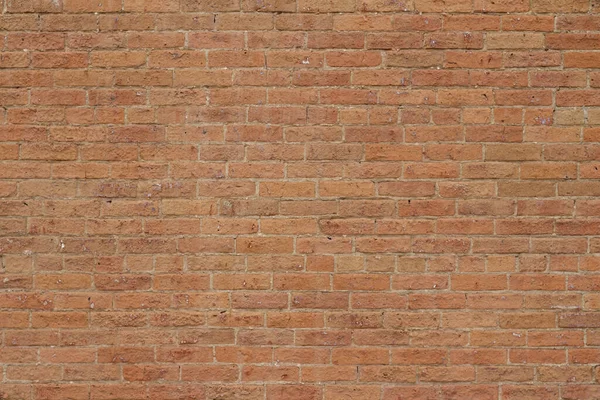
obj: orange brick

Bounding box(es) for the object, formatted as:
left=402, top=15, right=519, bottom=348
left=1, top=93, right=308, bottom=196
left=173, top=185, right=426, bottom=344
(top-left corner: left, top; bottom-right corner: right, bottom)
left=0, top=1, right=596, bottom=393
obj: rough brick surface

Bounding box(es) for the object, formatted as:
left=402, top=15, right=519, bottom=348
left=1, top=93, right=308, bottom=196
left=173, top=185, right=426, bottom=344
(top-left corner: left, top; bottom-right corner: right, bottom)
left=1, top=0, right=600, bottom=398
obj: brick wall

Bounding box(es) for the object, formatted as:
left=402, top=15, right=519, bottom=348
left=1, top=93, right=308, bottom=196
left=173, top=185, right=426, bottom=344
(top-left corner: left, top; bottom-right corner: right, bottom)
left=1, top=0, right=600, bottom=399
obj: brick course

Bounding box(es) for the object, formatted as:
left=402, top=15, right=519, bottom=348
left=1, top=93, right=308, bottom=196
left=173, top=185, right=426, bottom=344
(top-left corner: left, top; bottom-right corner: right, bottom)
left=1, top=0, right=600, bottom=398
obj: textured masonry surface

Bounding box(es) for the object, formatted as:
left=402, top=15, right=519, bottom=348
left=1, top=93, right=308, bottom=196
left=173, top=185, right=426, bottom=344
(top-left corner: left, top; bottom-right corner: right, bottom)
left=1, top=0, right=600, bottom=399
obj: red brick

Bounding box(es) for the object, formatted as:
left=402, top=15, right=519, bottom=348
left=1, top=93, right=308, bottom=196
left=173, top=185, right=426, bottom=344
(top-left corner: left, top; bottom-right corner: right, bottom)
left=0, top=1, right=595, bottom=393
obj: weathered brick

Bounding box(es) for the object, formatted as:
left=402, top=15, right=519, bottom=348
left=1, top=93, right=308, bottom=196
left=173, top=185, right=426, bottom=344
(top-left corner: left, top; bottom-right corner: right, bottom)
left=0, top=1, right=595, bottom=395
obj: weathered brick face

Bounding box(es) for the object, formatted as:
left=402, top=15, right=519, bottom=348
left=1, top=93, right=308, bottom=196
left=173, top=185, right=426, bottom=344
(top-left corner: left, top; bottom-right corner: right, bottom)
left=1, top=0, right=600, bottom=398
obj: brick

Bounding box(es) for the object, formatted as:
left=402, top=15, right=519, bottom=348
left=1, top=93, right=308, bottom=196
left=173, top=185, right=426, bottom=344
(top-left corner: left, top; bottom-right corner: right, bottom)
left=326, top=51, right=382, bottom=67
left=298, top=0, right=355, bottom=12
left=444, top=15, right=500, bottom=31
left=426, top=32, right=483, bottom=49
left=473, top=0, right=529, bottom=11
left=242, top=0, right=296, bottom=12
left=367, top=33, right=423, bottom=50
left=445, top=51, right=502, bottom=69
left=333, top=15, right=393, bottom=31
left=0, top=0, right=596, bottom=393
left=569, top=53, right=600, bottom=70
left=276, top=14, right=332, bottom=31
left=389, top=50, right=443, bottom=67
left=532, top=0, right=588, bottom=11
left=91, top=51, right=147, bottom=67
